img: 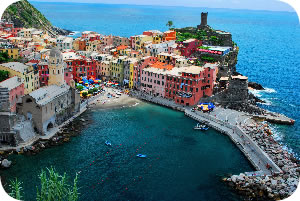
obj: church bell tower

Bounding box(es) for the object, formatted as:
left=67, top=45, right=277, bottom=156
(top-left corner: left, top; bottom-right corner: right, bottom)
left=48, top=47, right=65, bottom=86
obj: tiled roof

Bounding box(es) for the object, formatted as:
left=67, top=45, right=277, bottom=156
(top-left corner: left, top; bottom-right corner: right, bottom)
left=29, top=84, right=70, bottom=106
left=0, top=76, right=23, bottom=90
left=0, top=62, right=31, bottom=73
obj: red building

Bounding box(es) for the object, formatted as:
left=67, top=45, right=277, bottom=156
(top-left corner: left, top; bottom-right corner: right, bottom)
left=177, top=39, right=201, bottom=57
left=37, top=62, right=49, bottom=86
left=66, top=56, right=97, bottom=82
left=165, top=65, right=215, bottom=106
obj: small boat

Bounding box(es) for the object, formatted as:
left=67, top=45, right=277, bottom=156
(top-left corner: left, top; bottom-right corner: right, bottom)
left=105, top=141, right=112, bottom=146
left=194, top=123, right=209, bottom=130
left=136, top=154, right=147, bottom=158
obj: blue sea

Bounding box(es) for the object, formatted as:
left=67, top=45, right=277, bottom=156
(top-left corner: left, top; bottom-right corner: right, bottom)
left=2, top=1, right=300, bottom=200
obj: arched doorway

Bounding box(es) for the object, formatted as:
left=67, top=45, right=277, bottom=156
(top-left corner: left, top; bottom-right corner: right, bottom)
left=47, top=122, right=54, bottom=131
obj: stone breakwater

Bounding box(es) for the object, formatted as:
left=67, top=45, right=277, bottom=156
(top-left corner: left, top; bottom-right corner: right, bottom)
left=130, top=91, right=299, bottom=200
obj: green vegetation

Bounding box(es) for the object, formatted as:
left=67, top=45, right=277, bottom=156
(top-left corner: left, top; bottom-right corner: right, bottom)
left=0, top=70, right=9, bottom=82
left=166, top=21, right=174, bottom=29
left=201, top=56, right=216, bottom=62
left=8, top=178, right=23, bottom=200
left=88, top=89, right=93, bottom=94
left=210, top=36, right=223, bottom=46
left=2, top=0, right=55, bottom=34
left=36, top=167, right=79, bottom=201
left=198, top=46, right=210, bottom=50
left=76, top=85, right=84, bottom=91
left=0, top=51, right=14, bottom=63
left=176, top=30, right=207, bottom=42
left=8, top=167, right=79, bottom=201
left=92, top=88, right=98, bottom=93
left=82, top=92, right=88, bottom=98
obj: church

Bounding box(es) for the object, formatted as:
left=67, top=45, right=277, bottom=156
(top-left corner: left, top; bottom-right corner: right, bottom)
left=18, top=47, right=81, bottom=135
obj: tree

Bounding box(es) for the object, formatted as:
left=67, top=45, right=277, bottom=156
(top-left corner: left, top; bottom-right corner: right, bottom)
left=0, top=70, right=9, bottom=82
left=88, top=89, right=93, bottom=94
left=76, top=85, right=84, bottom=91
left=82, top=92, right=88, bottom=98
left=92, top=88, right=98, bottom=93
left=0, top=51, right=13, bottom=63
left=166, top=21, right=173, bottom=29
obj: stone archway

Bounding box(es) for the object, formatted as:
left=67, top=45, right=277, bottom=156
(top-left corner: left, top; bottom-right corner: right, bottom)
left=47, top=122, right=54, bottom=131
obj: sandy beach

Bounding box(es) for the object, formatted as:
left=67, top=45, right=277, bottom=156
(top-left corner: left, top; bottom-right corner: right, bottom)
left=89, top=87, right=141, bottom=110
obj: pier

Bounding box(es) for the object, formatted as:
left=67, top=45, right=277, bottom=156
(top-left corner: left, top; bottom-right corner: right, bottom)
left=185, top=109, right=281, bottom=175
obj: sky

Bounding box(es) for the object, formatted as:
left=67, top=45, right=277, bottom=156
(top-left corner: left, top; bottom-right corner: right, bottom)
left=29, top=0, right=296, bottom=12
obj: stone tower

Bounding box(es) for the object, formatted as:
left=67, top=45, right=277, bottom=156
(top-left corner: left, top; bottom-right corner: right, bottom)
left=201, top=12, right=208, bottom=27
left=48, top=47, right=65, bottom=86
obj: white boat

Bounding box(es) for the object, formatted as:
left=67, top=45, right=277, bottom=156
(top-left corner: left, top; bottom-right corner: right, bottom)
left=194, top=123, right=209, bottom=130
left=136, top=154, right=147, bottom=158
left=105, top=141, right=112, bottom=146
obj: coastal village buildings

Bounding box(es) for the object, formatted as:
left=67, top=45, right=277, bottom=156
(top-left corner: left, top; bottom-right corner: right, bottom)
left=18, top=48, right=80, bottom=135
left=0, top=16, right=225, bottom=145
left=0, top=76, right=24, bottom=113
left=0, top=62, right=35, bottom=94
left=0, top=44, right=19, bottom=59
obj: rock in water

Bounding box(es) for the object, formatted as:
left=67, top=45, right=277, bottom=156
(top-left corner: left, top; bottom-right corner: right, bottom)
left=1, top=159, right=12, bottom=168
left=248, top=82, right=264, bottom=90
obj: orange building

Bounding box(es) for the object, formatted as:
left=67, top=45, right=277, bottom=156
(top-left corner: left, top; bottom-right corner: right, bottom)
left=164, top=30, right=176, bottom=41
left=79, top=39, right=86, bottom=51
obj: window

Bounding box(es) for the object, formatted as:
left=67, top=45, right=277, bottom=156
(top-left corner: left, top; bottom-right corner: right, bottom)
left=196, top=88, right=198, bottom=92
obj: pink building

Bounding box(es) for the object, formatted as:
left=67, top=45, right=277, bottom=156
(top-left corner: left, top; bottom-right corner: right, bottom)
left=0, top=76, right=24, bottom=113
left=141, top=67, right=167, bottom=97
left=133, top=56, right=157, bottom=89
left=102, top=35, right=114, bottom=46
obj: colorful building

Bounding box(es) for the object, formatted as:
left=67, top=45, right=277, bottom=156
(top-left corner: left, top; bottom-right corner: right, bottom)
left=0, top=76, right=24, bottom=113
left=165, top=65, right=215, bottom=106
left=65, top=56, right=97, bottom=82
left=0, top=45, right=19, bottom=59
left=0, top=62, right=34, bottom=94
left=177, top=39, right=201, bottom=57
left=163, top=30, right=176, bottom=41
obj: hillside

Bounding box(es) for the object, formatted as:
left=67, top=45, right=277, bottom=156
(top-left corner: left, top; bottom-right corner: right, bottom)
left=1, top=0, right=70, bottom=36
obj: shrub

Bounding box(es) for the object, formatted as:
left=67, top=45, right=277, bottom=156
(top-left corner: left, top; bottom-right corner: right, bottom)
left=82, top=92, right=88, bottom=98
left=76, top=85, right=84, bottom=91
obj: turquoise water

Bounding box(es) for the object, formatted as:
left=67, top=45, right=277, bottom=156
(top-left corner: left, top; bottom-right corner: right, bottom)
left=2, top=103, right=253, bottom=200
left=29, top=1, right=300, bottom=157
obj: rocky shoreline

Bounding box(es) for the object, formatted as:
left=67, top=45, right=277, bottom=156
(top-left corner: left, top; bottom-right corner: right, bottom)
left=224, top=121, right=299, bottom=200
left=0, top=111, right=93, bottom=170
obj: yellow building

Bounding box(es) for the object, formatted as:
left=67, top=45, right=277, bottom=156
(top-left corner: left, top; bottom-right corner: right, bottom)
left=152, top=35, right=163, bottom=44
left=133, top=35, right=152, bottom=51
left=86, top=40, right=101, bottom=52
left=0, top=47, right=19, bottom=59
left=0, top=62, right=35, bottom=94
left=110, top=56, right=127, bottom=83
left=129, top=61, right=135, bottom=89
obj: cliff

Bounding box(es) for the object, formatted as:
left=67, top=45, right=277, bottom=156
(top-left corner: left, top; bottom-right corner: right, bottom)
left=1, top=0, right=70, bottom=36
